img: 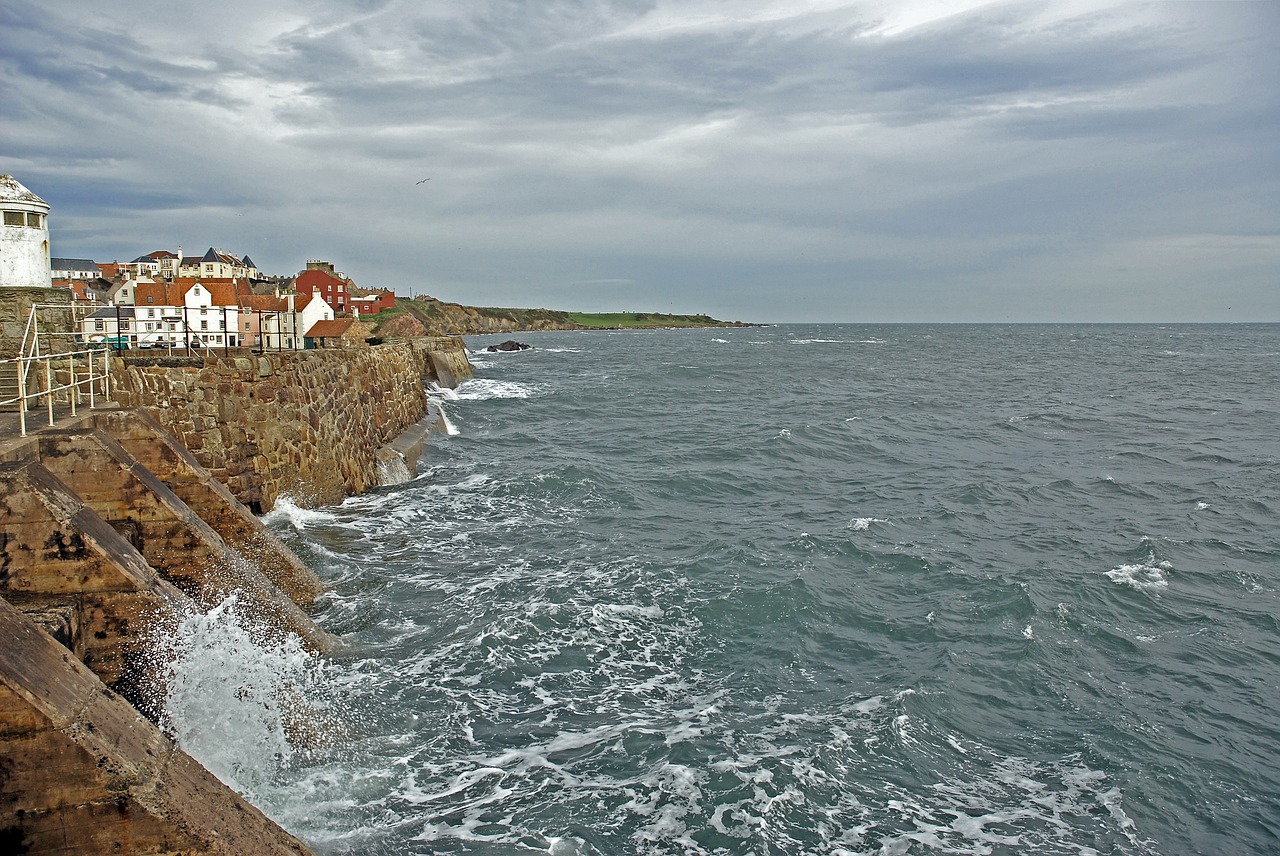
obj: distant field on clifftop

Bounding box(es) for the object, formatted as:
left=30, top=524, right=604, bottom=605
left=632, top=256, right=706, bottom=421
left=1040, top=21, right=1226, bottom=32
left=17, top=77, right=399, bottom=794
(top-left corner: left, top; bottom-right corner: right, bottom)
left=568, top=312, right=732, bottom=328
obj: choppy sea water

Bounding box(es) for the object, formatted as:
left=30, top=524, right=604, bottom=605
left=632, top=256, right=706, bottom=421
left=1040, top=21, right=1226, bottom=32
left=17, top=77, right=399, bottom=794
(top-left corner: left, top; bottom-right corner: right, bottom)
left=162, top=324, right=1280, bottom=855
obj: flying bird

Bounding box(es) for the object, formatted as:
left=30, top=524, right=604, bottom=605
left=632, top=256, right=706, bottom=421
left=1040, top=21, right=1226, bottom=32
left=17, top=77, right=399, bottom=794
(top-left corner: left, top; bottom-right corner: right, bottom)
left=416, top=178, right=431, bottom=185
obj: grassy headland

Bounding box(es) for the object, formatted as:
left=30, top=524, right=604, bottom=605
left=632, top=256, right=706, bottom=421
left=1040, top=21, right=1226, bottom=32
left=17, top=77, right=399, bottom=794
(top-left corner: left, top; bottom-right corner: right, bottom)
left=363, top=295, right=751, bottom=337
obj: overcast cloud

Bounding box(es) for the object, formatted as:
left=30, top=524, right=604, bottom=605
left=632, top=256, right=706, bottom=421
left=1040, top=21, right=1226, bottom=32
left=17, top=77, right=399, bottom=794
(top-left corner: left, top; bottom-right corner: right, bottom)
left=2, top=0, right=1276, bottom=321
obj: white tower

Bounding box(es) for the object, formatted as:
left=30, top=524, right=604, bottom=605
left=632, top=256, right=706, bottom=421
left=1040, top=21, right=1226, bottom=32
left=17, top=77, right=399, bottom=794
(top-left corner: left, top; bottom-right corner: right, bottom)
left=0, top=175, right=52, bottom=289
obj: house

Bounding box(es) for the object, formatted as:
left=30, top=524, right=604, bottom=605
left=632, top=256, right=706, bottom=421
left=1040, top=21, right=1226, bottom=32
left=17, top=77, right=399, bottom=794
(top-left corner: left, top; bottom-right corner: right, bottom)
left=260, top=292, right=334, bottom=351
left=349, top=290, right=396, bottom=317
left=124, top=278, right=246, bottom=349
left=52, top=278, right=106, bottom=304
left=303, top=317, right=358, bottom=349
left=178, top=248, right=260, bottom=280
left=50, top=258, right=100, bottom=280
left=236, top=293, right=282, bottom=349
left=80, top=306, right=135, bottom=347
left=293, top=261, right=350, bottom=313
left=137, top=250, right=180, bottom=278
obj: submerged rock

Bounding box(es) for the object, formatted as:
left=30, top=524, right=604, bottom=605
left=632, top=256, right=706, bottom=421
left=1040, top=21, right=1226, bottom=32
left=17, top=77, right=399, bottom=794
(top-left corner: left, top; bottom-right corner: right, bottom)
left=484, top=340, right=532, bottom=352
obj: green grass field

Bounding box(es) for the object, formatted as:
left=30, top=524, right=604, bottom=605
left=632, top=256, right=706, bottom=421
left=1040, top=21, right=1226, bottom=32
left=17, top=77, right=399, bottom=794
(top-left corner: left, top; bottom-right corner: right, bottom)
left=567, top=312, right=727, bottom=328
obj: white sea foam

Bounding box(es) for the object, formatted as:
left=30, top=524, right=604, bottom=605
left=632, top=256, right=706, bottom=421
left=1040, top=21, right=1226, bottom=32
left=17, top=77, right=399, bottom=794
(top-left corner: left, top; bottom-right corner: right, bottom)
left=262, top=496, right=339, bottom=530
left=428, top=398, right=461, bottom=435
left=455, top=378, right=536, bottom=400
left=426, top=382, right=460, bottom=400
left=376, top=452, right=412, bottom=486
left=1106, top=553, right=1172, bottom=592
left=149, top=596, right=341, bottom=810
left=848, top=517, right=886, bottom=531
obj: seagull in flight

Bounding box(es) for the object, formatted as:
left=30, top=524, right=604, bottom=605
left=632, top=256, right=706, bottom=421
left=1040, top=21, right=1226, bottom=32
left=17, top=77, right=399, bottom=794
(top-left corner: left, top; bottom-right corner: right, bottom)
left=416, top=178, right=431, bottom=185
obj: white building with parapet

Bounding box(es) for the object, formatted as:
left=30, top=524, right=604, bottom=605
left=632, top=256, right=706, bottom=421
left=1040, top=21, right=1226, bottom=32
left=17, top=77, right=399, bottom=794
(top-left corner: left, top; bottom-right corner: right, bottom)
left=0, top=175, right=52, bottom=289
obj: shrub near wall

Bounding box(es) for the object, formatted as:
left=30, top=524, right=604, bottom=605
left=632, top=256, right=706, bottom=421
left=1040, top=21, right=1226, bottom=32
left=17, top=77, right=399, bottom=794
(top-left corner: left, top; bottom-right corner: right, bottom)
left=110, top=345, right=431, bottom=511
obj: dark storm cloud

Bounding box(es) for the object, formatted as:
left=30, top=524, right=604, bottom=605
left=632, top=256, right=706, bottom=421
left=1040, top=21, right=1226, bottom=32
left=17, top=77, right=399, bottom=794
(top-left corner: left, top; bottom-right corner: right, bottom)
left=2, top=0, right=1277, bottom=321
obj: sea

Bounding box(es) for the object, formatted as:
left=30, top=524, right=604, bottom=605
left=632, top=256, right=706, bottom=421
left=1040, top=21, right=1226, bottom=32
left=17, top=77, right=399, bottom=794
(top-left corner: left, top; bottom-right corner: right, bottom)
left=154, top=324, right=1280, bottom=856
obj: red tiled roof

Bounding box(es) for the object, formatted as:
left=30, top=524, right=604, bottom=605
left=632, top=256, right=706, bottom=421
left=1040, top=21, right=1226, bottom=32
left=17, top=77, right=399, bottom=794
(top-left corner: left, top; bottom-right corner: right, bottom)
left=304, top=318, right=356, bottom=339
left=238, top=294, right=280, bottom=311
left=134, top=278, right=244, bottom=307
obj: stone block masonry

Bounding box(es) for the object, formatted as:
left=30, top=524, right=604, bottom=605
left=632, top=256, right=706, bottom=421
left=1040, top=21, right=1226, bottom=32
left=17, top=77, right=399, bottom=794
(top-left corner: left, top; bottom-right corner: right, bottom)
left=110, top=339, right=472, bottom=511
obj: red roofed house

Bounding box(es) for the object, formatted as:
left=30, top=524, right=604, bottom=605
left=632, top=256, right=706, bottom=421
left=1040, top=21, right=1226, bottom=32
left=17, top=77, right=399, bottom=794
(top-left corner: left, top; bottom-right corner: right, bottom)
left=260, top=292, right=334, bottom=351
left=128, top=278, right=245, bottom=349
left=348, top=290, right=396, bottom=318
left=293, top=261, right=350, bottom=312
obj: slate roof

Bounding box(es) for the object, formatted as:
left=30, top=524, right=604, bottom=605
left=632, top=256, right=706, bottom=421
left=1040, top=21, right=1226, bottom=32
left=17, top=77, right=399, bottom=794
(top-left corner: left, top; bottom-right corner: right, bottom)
left=86, top=306, right=134, bottom=320
left=50, top=258, right=100, bottom=272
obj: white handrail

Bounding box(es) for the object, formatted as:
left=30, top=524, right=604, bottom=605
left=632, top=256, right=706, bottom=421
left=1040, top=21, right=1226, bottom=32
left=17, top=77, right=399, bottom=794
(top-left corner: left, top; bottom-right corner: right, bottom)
left=3, top=303, right=113, bottom=437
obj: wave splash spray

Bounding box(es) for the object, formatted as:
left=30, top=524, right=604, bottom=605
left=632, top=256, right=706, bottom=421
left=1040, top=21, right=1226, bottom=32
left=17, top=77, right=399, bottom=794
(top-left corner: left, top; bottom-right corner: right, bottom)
left=147, top=595, right=344, bottom=812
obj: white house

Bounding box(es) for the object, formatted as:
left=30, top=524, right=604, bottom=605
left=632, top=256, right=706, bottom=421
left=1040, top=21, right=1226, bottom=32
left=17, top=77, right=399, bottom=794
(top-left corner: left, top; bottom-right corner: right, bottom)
left=260, top=292, right=334, bottom=351
left=112, top=278, right=245, bottom=349
left=50, top=258, right=101, bottom=280
left=178, top=248, right=260, bottom=281
left=0, top=174, right=51, bottom=289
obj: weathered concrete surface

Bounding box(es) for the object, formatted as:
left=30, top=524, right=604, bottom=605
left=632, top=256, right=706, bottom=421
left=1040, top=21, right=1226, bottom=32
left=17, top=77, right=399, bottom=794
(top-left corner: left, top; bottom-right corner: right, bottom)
left=25, top=427, right=330, bottom=652
left=0, top=597, right=314, bottom=856
left=0, top=459, right=190, bottom=689
left=93, top=408, right=325, bottom=607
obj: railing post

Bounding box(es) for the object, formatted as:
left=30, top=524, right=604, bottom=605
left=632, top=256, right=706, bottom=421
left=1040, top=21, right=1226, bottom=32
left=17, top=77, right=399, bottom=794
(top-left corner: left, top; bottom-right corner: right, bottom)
left=88, top=351, right=96, bottom=410
left=17, top=360, right=28, bottom=437
left=69, top=353, right=77, bottom=416
left=45, top=360, right=54, bottom=427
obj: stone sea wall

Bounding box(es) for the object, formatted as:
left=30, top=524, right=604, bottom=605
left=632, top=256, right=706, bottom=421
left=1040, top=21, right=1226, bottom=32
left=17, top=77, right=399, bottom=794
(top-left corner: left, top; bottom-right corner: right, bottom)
left=110, top=338, right=471, bottom=511
left=0, top=337, right=472, bottom=853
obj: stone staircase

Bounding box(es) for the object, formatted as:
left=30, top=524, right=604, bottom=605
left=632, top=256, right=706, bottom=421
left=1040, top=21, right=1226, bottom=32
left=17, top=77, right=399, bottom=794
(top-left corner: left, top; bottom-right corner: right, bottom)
left=0, top=363, right=25, bottom=412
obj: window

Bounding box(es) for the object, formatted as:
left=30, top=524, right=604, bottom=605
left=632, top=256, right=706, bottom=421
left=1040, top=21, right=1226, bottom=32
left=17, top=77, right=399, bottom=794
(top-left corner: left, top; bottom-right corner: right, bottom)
left=147, top=297, right=154, bottom=305
left=26, top=212, right=41, bottom=227
left=3, top=211, right=23, bottom=226
left=200, top=320, right=208, bottom=331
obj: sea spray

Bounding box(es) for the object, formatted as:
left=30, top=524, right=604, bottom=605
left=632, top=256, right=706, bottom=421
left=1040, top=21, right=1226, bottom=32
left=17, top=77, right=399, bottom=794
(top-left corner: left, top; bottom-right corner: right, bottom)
left=427, top=394, right=461, bottom=436
left=376, top=451, right=413, bottom=486
left=147, top=595, right=344, bottom=809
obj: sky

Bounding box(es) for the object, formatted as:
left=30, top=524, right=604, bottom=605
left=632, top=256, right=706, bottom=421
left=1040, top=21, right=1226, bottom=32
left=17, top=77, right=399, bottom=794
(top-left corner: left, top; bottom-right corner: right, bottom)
left=2, top=1, right=1277, bottom=322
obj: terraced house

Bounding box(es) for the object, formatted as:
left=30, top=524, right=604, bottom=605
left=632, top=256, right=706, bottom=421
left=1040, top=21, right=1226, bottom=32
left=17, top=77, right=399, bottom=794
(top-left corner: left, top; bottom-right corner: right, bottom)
left=82, top=278, right=247, bottom=349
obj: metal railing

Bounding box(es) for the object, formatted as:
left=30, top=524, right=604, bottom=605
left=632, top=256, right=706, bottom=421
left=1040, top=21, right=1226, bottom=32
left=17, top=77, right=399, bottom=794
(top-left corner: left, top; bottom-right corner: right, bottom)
left=2, top=303, right=113, bottom=436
